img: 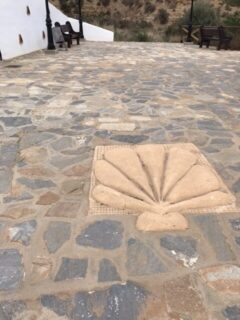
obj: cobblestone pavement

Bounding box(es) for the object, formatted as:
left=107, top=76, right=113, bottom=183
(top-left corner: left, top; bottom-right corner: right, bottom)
left=0, top=42, right=240, bottom=319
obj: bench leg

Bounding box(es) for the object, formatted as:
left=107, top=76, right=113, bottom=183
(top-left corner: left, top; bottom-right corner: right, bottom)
left=199, top=41, right=203, bottom=48
left=77, top=38, right=80, bottom=45
left=206, top=41, right=210, bottom=48
left=217, top=42, right=221, bottom=50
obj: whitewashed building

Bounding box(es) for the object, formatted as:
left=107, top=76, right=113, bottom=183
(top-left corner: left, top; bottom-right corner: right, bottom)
left=0, top=0, right=114, bottom=60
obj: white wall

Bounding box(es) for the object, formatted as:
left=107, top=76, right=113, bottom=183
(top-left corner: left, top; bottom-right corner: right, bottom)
left=0, top=0, right=114, bottom=60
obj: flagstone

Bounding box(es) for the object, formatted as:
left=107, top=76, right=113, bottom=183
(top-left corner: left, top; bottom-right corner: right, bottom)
left=0, top=300, right=26, bottom=320
left=223, top=305, right=240, bottom=320
left=0, top=249, right=23, bottom=290
left=127, top=238, right=166, bottom=276
left=63, top=164, right=89, bottom=177
left=98, top=122, right=136, bottom=131
left=229, top=218, right=240, bottom=231
left=76, top=220, right=123, bottom=250
left=55, top=258, right=88, bottom=281
left=31, top=257, right=52, bottom=284
left=160, top=235, right=198, bottom=268
left=46, top=202, right=80, bottom=218
left=0, top=168, right=12, bottom=194
left=193, top=215, right=235, bottom=262
left=98, top=258, right=121, bottom=282
left=36, top=191, right=60, bottom=205
left=44, top=222, right=71, bottom=254
left=0, top=206, right=35, bottom=220
left=9, top=220, right=37, bottom=246
left=17, top=177, right=56, bottom=189
left=199, top=264, right=240, bottom=294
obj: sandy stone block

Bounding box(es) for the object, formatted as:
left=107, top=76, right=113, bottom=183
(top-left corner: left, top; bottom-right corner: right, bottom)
left=98, top=123, right=136, bottom=131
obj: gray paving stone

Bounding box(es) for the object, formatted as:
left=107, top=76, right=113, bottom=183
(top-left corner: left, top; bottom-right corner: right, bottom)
left=41, top=295, right=71, bottom=317
left=0, top=168, right=12, bottom=194
left=0, top=249, right=23, bottom=290
left=20, top=132, right=54, bottom=149
left=210, top=138, right=234, bottom=148
left=98, top=258, right=121, bottom=282
left=193, top=215, right=235, bottom=261
left=160, top=235, right=198, bottom=267
left=0, top=117, right=32, bottom=127
left=51, top=137, right=74, bottom=151
left=235, top=236, right=240, bottom=246
left=76, top=220, right=123, bottom=250
left=3, top=192, right=33, bottom=203
left=228, top=163, right=240, bottom=172
left=44, top=222, right=71, bottom=254
left=223, top=305, right=240, bottom=320
left=17, top=177, right=56, bottom=189
left=110, top=134, right=148, bottom=144
left=197, top=119, right=224, bottom=130
left=50, top=155, right=82, bottom=169
left=9, top=220, right=37, bottom=246
left=71, top=292, right=96, bottom=320
left=55, top=258, right=88, bottom=281
left=126, top=238, right=166, bottom=276
left=0, top=300, right=26, bottom=320
left=102, top=282, right=147, bottom=320
left=160, top=235, right=197, bottom=257
left=232, top=179, right=240, bottom=193
left=229, top=218, right=240, bottom=231
left=0, top=143, right=18, bottom=167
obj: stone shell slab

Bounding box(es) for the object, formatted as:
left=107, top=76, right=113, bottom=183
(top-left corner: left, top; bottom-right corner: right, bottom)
left=89, top=143, right=237, bottom=216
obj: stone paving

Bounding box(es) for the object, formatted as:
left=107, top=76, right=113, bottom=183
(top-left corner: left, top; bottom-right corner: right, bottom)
left=0, top=42, right=240, bottom=319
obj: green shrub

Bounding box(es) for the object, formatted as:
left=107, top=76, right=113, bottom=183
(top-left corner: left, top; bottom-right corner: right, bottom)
left=179, top=0, right=219, bottom=26
left=130, top=30, right=152, bottom=42
left=224, top=11, right=240, bottom=25
left=158, top=8, right=169, bottom=24
left=164, top=23, right=180, bottom=41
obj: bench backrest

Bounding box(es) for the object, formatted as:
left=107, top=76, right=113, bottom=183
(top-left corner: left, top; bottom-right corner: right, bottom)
left=200, top=26, right=219, bottom=38
left=54, top=22, right=70, bottom=34
left=61, top=24, right=70, bottom=33
left=66, top=21, right=75, bottom=33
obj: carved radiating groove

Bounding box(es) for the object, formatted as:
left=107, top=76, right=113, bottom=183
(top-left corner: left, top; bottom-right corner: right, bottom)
left=136, top=145, right=165, bottom=201
left=168, top=191, right=233, bottom=212
left=92, top=185, right=153, bottom=213
left=94, top=160, right=154, bottom=204
left=162, top=148, right=198, bottom=200
left=166, top=165, right=220, bottom=203
left=104, top=148, right=155, bottom=200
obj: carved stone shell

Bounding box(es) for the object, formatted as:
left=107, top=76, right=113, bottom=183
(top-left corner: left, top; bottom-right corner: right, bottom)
left=91, top=144, right=236, bottom=231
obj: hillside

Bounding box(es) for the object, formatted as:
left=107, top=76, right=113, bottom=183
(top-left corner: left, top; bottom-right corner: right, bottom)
left=51, top=0, right=240, bottom=42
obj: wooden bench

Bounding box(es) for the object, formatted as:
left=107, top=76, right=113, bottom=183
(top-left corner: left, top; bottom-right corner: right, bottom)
left=54, top=22, right=80, bottom=48
left=199, top=26, right=232, bottom=50
left=66, top=21, right=81, bottom=45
